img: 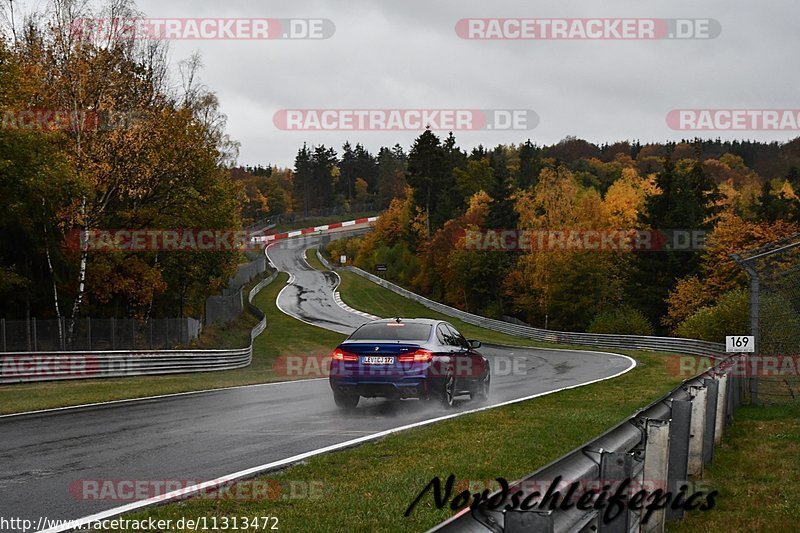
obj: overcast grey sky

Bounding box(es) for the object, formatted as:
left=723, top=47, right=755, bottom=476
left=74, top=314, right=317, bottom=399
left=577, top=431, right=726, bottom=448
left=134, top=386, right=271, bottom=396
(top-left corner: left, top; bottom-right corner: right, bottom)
left=120, top=1, right=799, bottom=166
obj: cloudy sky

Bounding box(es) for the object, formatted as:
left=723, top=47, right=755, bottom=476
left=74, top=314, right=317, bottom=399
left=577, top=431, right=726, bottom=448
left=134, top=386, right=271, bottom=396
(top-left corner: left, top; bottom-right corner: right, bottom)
left=48, top=1, right=800, bottom=166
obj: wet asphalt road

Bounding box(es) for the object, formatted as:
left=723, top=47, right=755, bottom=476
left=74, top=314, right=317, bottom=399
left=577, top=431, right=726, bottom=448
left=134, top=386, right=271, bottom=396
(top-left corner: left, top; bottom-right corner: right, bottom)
left=267, top=236, right=365, bottom=334
left=0, top=234, right=633, bottom=529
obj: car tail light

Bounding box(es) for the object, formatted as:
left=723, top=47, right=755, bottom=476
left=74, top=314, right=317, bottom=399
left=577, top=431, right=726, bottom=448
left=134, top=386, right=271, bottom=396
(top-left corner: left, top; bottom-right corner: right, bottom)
left=332, top=348, right=358, bottom=362
left=398, top=349, right=433, bottom=363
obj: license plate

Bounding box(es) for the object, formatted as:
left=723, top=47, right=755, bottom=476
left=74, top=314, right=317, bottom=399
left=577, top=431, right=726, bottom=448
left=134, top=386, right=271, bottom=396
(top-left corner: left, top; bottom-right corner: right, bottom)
left=362, top=356, right=394, bottom=365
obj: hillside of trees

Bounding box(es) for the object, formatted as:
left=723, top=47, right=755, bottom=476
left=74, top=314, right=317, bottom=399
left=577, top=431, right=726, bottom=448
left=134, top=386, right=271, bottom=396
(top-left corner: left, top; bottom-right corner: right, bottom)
left=4, top=2, right=800, bottom=344
left=232, top=143, right=409, bottom=226
left=327, top=131, right=800, bottom=340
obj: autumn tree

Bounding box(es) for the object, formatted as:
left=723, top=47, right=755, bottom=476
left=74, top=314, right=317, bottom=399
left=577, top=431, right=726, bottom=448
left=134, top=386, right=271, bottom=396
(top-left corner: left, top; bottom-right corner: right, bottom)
left=628, top=154, right=720, bottom=328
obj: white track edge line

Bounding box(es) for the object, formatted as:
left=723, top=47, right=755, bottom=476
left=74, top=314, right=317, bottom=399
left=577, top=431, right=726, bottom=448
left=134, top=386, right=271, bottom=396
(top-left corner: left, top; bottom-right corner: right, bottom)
left=0, top=377, right=327, bottom=420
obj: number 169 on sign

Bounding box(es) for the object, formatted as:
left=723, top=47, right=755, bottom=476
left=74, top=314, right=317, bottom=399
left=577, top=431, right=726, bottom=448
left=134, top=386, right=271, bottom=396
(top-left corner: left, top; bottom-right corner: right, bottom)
left=726, top=335, right=755, bottom=353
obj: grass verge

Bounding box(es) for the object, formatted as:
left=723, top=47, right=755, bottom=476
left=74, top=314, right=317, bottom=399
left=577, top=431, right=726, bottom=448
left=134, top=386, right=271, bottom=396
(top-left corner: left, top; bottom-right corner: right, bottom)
left=336, top=267, right=608, bottom=352
left=303, top=247, right=327, bottom=271
left=0, top=273, right=345, bottom=415
left=667, top=403, right=800, bottom=532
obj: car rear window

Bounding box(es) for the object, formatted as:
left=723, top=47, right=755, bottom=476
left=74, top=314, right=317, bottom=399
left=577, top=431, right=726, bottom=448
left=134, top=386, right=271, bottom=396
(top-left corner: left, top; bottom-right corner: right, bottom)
left=348, top=322, right=432, bottom=341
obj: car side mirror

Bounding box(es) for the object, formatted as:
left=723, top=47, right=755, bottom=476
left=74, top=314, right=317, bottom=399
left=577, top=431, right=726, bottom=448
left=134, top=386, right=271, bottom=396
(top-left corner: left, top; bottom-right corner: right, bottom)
left=468, top=340, right=481, bottom=349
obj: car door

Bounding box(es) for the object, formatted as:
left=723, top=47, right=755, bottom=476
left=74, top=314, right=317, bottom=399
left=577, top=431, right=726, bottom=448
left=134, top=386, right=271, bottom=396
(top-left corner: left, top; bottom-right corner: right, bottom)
left=445, top=323, right=485, bottom=389
left=433, top=324, right=457, bottom=382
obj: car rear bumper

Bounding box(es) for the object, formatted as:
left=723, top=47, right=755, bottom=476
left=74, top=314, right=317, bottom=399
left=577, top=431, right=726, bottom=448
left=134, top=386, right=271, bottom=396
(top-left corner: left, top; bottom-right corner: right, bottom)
left=330, top=377, right=429, bottom=399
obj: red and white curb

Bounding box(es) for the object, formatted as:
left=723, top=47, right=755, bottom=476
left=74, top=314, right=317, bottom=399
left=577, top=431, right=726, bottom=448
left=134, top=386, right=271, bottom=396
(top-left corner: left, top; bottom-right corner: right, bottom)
left=253, top=216, right=379, bottom=243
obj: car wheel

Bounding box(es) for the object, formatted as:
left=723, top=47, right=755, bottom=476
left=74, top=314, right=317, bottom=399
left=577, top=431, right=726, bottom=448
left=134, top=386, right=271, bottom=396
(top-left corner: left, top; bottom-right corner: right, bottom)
left=333, top=391, right=359, bottom=410
left=441, top=372, right=455, bottom=408
left=471, top=372, right=490, bottom=402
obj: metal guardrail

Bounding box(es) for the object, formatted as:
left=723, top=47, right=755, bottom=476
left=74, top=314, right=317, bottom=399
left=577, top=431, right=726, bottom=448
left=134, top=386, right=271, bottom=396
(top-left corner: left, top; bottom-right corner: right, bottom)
left=430, top=356, right=743, bottom=533
left=316, top=250, right=739, bottom=532
left=323, top=259, right=725, bottom=358
left=0, top=272, right=277, bottom=384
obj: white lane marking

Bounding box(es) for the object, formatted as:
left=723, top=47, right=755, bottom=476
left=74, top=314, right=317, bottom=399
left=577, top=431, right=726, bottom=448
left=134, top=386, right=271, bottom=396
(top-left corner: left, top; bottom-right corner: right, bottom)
left=333, top=291, right=380, bottom=320
left=301, top=248, right=314, bottom=270
left=0, top=377, right=328, bottom=420
left=40, top=353, right=636, bottom=533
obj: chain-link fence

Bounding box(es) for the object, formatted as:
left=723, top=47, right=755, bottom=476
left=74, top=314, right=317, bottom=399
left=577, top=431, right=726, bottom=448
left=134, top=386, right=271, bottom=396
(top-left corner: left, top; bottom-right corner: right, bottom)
left=0, top=317, right=201, bottom=352
left=207, top=256, right=272, bottom=325
left=734, top=232, right=800, bottom=404
left=223, top=256, right=267, bottom=296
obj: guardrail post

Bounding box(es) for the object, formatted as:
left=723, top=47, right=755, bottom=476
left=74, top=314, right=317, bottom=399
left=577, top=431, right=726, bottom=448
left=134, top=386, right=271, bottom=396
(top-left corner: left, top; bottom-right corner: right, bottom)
left=597, top=451, right=635, bottom=533
left=726, top=365, right=736, bottom=426
left=702, top=379, right=718, bottom=465
left=733, top=253, right=760, bottom=404
left=506, top=509, right=554, bottom=533
left=666, top=399, right=692, bottom=521
left=687, top=385, right=707, bottom=477
left=714, top=374, right=728, bottom=445
left=641, top=419, right=671, bottom=533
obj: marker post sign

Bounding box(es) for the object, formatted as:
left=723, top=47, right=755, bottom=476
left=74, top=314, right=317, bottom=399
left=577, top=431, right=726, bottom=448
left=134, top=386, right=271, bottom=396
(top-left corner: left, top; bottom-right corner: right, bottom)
left=726, top=335, right=755, bottom=353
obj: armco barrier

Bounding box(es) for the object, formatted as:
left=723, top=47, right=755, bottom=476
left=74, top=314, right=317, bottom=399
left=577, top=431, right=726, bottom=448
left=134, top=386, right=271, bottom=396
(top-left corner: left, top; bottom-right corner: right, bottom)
left=430, top=356, right=743, bottom=532
left=316, top=249, right=739, bottom=532
left=317, top=253, right=725, bottom=358
left=0, top=272, right=277, bottom=384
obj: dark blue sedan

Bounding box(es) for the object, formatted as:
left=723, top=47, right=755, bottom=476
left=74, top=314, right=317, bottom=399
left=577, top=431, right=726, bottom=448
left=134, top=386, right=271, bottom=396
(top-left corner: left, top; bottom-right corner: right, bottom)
left=329, top=318, right=490, bottom=409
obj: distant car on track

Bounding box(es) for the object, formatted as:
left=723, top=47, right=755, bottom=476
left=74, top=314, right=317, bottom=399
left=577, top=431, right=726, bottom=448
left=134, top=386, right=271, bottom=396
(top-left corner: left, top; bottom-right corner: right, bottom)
left=329, top=318, right=490, bottom=409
